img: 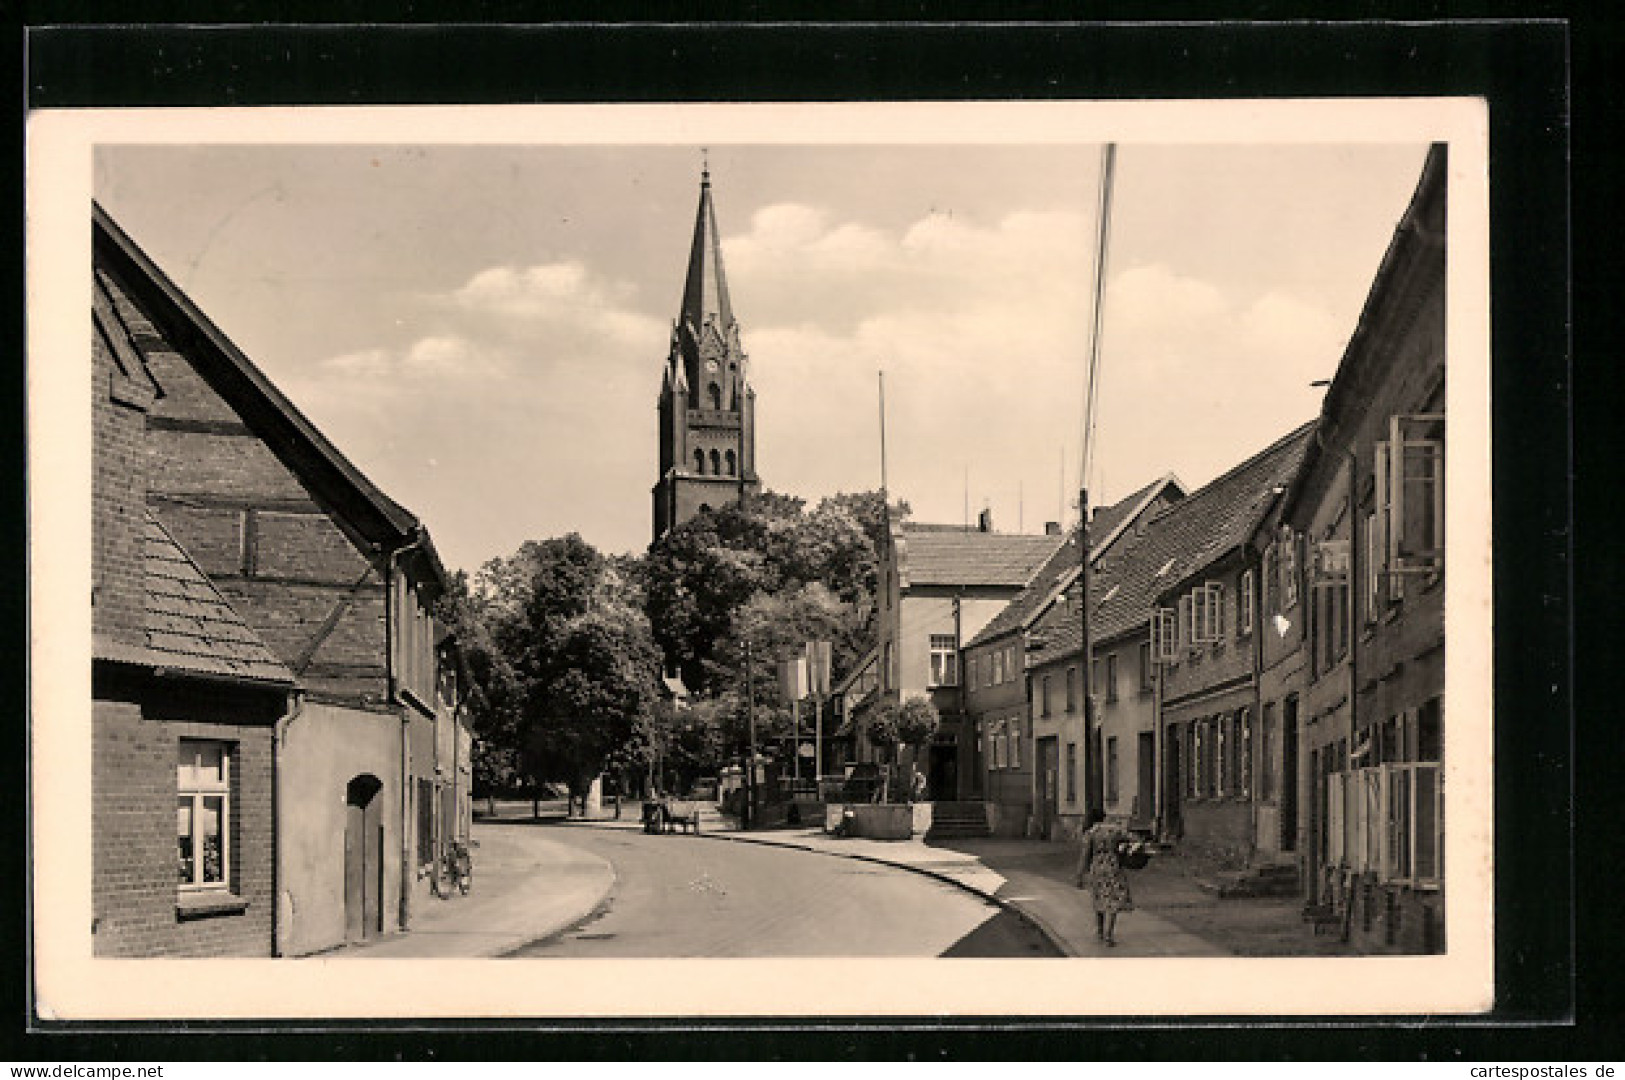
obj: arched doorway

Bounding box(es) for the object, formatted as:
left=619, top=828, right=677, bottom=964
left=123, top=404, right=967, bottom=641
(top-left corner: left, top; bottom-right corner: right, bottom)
left=344, top=774, right=384, bottom=943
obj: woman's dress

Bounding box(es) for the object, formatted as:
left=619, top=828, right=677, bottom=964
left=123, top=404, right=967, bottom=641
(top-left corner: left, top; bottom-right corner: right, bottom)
left=1079, top=823, right=1134, bottom=914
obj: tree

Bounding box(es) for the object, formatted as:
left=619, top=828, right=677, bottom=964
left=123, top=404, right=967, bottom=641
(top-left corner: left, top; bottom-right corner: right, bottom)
left=644, top=488, right=903, bottom=697
left=449, top=533, right=664, bottom=817
left=527, top=602, right=663, bottom=812
left=866, top=696, right=940, bottom=802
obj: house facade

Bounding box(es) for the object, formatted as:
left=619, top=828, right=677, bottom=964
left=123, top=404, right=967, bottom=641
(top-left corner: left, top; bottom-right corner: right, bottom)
left=971, top=475, right=1184, bottom=839
left=860, top=515, right=1063, bottom=802
left=1279, top=145, right=1447, bottom=953
left=91, top=275, right=296, bottom=956
left=94, top=205, right=469, bottom=957
left=1026, top=496, right=1182, bottom=843
left=1153, top=424, right=1313, bottom=858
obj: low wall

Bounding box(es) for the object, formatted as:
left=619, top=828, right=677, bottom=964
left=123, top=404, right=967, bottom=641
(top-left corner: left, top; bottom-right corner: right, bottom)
left=824, top=803, right=915, bottom=840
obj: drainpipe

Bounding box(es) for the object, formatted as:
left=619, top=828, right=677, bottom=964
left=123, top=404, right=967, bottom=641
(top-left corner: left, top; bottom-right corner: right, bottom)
left=385, top=527, right=427, bottom=932
left=271, top=690, right=305, bottom=958
left=1346, top=446, right=1360, bottom=772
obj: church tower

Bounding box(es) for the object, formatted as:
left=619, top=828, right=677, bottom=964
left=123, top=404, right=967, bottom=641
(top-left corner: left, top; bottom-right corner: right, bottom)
left=652, top=165, right=760, bottom=543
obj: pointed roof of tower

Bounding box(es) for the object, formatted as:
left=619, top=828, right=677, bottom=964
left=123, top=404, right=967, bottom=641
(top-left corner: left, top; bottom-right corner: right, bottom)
left=679, top=165, right=734, bottom=333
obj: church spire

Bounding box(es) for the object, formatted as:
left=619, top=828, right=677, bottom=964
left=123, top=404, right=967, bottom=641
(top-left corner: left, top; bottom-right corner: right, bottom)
left=679, top=161, right=734, bottom=335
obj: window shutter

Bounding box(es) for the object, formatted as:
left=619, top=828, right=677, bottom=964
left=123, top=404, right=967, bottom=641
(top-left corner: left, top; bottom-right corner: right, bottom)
left=1240, top=570, right=1256, bottom=634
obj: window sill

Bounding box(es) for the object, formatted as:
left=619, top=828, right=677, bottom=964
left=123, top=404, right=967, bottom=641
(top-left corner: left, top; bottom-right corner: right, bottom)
left=176, top=891, right=249, bottom=920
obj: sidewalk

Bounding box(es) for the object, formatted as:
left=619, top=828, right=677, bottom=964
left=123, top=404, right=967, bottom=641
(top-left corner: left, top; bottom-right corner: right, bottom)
left=564, top=811, right=1354, bottom=958
left=339, top=818, right=614, bottom=958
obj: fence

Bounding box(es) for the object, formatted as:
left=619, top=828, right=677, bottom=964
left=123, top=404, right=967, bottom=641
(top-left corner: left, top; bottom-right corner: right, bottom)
left=1326, top=762, right=1443, bottom=887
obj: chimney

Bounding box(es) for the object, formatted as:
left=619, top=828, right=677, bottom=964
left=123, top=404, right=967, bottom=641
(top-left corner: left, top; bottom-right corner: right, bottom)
left=977, top=508, right=994, bottom=533
left=1044, top=521, right=1061, bottom=536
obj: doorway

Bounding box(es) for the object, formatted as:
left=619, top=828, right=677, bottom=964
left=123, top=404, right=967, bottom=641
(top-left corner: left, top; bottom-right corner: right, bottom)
left=1281, top=696, right=1300, bottom=852
left=1037, top=737, right=1059, bottom=840
left=1163, top=723, right=1182, bottom=839
left=928, top=739, right=959, bottom=802
left=1135, top=731, right=1156, bottom=829
left=344, top=774, right=385, bottom=943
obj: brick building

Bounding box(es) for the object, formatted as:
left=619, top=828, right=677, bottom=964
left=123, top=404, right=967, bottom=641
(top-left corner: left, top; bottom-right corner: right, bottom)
left=967, top=475, right=1182, bottom=839
left=1278, top=145, right=1447, bottom=952
left=1151, top=423, right=1313, bottom=857
left=93, top=205, right=469, bottom=956
left=92, top=249, right=296, bottom=957
left=652, top=167, right=760, bottom=542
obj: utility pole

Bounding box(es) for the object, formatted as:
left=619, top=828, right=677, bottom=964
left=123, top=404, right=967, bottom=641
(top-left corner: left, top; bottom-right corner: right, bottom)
left=1081, top=143, right=1117, bottom=817
left=745, top=637, right=756, bottom=830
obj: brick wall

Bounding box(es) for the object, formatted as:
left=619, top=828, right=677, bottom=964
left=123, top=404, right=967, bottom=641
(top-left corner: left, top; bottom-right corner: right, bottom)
left=98, top=262, right=392, bottom=704
left=92, top=327, right=149, bottom=646
left=92, top=676, right=281, bottom=957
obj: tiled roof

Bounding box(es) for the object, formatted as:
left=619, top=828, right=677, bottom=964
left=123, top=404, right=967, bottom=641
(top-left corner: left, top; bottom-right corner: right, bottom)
left=137, top=512, right=295, bottom=685
left=965, top=474, right=1184, bottom=648
left=896, top=524, right=1063, bottom=588
left=1028, top=423, right=1314, bottom=660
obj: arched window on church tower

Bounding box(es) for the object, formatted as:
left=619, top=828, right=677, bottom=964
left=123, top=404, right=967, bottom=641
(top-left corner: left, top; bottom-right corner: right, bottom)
left=725, top=449, right=737, bottom=476
left=709, top=449, right=721, bottom=475
left=694, top=448, right=706, bottom=474
left=708, top=382, right=722, bottom=410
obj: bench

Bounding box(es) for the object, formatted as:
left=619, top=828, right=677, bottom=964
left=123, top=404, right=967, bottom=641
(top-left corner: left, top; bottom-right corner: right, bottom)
left=642, top=799, right=702, bottom=835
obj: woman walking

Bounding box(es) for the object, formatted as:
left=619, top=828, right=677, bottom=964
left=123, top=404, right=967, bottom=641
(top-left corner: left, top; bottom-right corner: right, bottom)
left=1075, top=808, right=1133, bottom=946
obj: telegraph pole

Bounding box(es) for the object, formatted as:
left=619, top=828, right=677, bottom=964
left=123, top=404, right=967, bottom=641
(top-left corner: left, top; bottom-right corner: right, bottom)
left=1081, top=143, right=1117, bottom=817
left=745, top=637, right=757, bottom=830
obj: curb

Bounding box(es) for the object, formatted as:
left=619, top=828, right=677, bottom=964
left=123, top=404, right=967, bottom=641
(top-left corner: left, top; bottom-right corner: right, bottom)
left=497, top=863, right=618, bottom=957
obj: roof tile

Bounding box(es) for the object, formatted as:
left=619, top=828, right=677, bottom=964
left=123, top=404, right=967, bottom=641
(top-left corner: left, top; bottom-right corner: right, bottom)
left=138, top=512, right=295, bottom=685
left=896, top=526, right=1062, bottom=588
left=965, top=474, right=1182, bottom=648
left=1028, top=423, right=1314, bottom=660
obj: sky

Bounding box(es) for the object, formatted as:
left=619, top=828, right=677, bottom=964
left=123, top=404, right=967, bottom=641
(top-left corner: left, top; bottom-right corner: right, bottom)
left=94, top=139, right=1432, bottom=573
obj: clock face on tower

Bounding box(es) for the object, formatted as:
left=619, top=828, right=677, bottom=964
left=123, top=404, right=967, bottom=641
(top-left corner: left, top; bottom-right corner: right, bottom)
left=704, top=359, right=718, bottom=373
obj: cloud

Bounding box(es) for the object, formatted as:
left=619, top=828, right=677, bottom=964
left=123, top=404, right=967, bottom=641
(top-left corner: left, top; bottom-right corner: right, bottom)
left=732, top=210, right=1343, bottom=531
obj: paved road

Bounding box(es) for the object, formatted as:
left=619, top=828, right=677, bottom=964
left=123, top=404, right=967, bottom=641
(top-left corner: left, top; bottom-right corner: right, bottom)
left=511, top=826, right=1061, bottom=958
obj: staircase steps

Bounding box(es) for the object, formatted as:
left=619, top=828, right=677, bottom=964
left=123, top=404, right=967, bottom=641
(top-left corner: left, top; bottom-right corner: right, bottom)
left=925, top=801, right=991, bottom=840
left=1196, top=861, right=1302, bottom=898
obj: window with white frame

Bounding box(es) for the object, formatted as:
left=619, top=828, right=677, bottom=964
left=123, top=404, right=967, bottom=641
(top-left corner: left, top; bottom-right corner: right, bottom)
left=991, top=721, right=1004, bottom=769
left=1281, top=527, right=1300, bottom=609
left=928, top=634, right=959, bottom=687
left=1326, top=762, right=1443, bottom=887
left=1179, top=593, right=1196, bottom=653
left=1374, top=412, right=1445, bottom=601
left=1009, top=719, right=1022, bottom=769
left=1240, top=569, right=1256, bottom=636
left=178, top=740, right=232, bottom=890
left=1151, top=607, right=1177, bottom=663
left=1364, top=509, right=1384, bottom=623
left=1263, top=542, right=1280, bottom=614
left=1239, top=707, right=1253, bottom=797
